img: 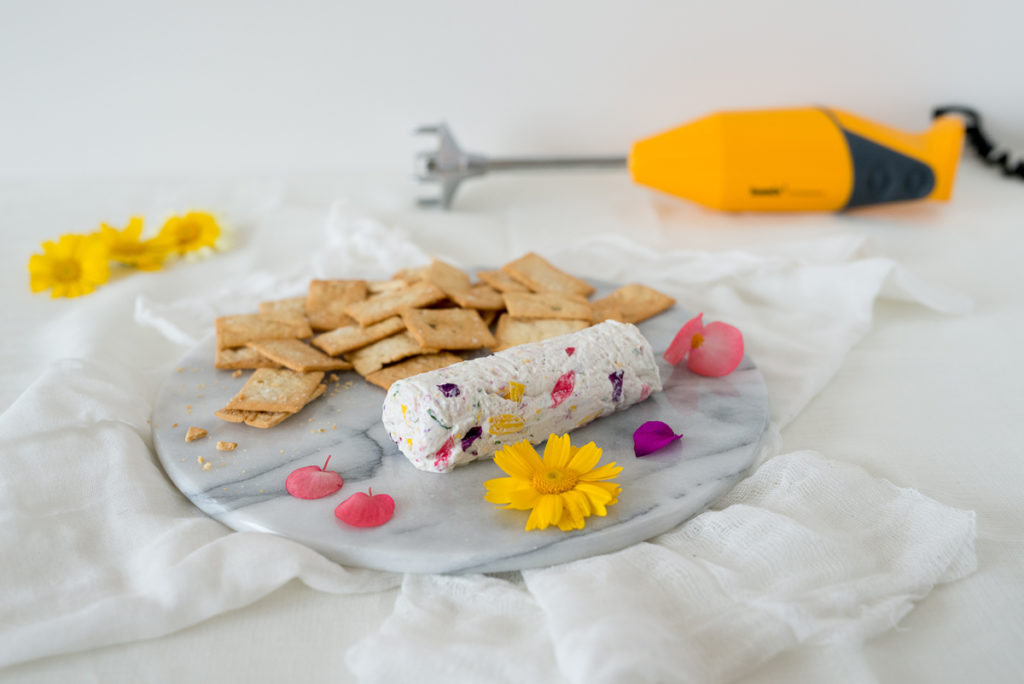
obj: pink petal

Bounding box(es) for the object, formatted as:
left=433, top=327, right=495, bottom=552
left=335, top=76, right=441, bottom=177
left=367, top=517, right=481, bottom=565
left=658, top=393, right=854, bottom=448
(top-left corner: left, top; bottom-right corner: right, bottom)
left=687, top=321, right=744, bottom=377
left=285, top=455, right=344, bottom=499
left=335, top=489, right=395, bottom=527
left=633, top=421, right=683, bottom=457
left=664, top=313, right=705, bottom=365
left=550, top=370, right=575, bottom=408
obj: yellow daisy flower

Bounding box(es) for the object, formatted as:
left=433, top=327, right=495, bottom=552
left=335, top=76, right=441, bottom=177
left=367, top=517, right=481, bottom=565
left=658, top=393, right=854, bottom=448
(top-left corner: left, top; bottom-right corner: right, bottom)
left=484, top=434, right=622, bottom=531
left=97, top=216, right=167, bottom=271
left=28, top=234, right=110, bottom=298
left=152, top=211, right=221, bottom=256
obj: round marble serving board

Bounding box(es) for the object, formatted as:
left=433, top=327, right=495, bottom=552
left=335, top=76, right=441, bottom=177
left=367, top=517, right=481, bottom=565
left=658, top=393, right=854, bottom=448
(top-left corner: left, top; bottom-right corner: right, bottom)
left=153, top=279, right=770, bottom=574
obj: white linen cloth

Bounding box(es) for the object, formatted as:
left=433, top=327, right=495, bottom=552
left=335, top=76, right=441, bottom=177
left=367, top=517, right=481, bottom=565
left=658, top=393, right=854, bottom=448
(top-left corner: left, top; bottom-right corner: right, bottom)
left=0, top=203, right=976, bottom=681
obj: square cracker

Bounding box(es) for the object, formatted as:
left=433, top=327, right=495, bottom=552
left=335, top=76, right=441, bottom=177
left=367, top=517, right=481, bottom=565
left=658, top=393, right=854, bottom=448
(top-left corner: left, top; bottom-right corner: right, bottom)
left=310, top=316, right=406, bottom=356
left=246, top=339, right=353, bottom=373
left=477, top=269, right=530, bottom=294
left=216, top=314, right=313, bottom=350
left=592, top=283, right=676, bottom=324
left=423, top=258, right=471, bottom=297
left=392, top=265, right=429, bottom=283
left=215, top=346, right=280, bottom=370
left=450, top=282, right=506, bottom=311
left=503, top=292, right=594, bottom=321
left=364, top=353, right=463, bottom=390
left=346, top=331, right=437, bottom=376
left=259, top=297, right=307, bottom=318
left=305, top=279, right=368, bottom=331
left=401, top=308, right=496, bottom=350
left=225, top=368, right=324, bottom=413
left=501, top=252, right=595, bottom=297
left=367, top=279, right=409, bottom=295
left=493, top=315, right=590, bottom=351
left=215, top=384, right=326, bottom=428
left=344, top=281, right=446, bottom=326
left=590, top=298, right=627, bottom=324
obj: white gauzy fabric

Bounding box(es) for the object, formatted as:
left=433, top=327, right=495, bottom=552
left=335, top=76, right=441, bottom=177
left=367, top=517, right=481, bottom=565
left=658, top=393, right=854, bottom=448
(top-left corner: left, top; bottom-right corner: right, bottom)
left=0, top=358, right=400, bottom=668
left=348, top=453, right=976, bottom=684
left=0, top=202, right=977, bottom=680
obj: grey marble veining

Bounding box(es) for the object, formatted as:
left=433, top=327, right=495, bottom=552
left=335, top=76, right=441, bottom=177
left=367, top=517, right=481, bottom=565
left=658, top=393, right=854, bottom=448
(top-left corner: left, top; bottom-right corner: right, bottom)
left=153, top=280, right=770, bottom=574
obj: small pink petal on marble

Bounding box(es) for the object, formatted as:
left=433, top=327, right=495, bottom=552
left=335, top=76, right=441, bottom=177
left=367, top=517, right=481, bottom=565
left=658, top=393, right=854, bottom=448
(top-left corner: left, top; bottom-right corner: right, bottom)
left=633, top=421, right=683, bottom=457
left=664, top=313, right=744, bottom=377
left=285, top=454, right=344, bottom=500
left=334, top=488, right=395, bottom=527
left=687, top=321, right=744, bottom=377
left=664, top=313, right=706, bottom=365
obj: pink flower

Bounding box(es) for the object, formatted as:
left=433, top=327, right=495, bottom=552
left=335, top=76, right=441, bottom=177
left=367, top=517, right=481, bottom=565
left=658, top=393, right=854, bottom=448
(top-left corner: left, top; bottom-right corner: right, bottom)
left=664, top=313, right=744, bottom=377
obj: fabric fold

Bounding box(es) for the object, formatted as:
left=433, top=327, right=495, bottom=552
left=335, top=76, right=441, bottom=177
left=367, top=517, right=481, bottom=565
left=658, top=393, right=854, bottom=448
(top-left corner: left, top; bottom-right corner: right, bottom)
left=0, top=358, right=400, bottom=669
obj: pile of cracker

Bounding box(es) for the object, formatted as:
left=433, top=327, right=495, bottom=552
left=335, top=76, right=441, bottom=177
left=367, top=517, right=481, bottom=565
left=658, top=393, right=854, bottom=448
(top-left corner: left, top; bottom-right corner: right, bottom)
left=212, top=252, right=674, bottom=428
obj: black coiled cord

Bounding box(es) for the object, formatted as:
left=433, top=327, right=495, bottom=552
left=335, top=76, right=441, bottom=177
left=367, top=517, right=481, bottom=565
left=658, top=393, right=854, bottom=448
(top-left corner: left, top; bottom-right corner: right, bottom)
left=933, top=105, right=1024, bottom=180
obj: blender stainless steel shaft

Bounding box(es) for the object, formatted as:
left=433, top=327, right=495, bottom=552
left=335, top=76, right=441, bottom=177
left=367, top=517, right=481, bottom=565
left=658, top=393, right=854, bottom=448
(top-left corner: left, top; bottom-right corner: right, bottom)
left=415, top=123, right=626, bottom=209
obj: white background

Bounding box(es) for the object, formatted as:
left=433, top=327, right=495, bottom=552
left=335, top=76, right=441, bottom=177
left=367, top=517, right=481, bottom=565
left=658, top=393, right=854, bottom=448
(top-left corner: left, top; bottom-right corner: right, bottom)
left=2, top=0, right=1023, bottom=182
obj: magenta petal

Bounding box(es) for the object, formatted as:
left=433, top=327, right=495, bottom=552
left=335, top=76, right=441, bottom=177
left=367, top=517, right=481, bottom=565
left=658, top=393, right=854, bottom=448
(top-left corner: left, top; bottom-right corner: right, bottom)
left=335, top=490, right=395, bottom=527
left=633, top=421, right=683, bottom=457
left=664, top=313, right=704, bottom=365
left=687, top=321, right=744, bottom=377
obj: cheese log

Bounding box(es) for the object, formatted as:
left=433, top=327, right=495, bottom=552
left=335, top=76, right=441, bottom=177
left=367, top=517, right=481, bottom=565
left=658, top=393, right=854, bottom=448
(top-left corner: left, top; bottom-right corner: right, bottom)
left=382, top=320, right=662, bottom=473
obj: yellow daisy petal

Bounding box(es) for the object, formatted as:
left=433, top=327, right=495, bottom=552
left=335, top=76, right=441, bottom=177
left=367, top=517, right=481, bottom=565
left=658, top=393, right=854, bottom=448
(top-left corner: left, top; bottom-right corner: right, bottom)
left=556, top=510, right=583, bottom=531
left=525, top=503, right=549, bottom=531
left=507, top=486, right=541, bottom=510
left=561, top=489, right=587, bottom=527
left=494, top=441, right=542, bottom=480
left=566, top=441, right=602, bottom=473
left=542, top=433, right=572, bottom=468
left=579, top=462, right=623, bottom=482
left=483, top=476, right=521, bottom=505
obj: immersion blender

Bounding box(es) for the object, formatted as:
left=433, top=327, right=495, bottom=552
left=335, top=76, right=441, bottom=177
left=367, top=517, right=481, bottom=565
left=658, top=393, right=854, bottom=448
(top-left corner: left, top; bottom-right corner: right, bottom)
left=415, top=106, right=966, bottom=212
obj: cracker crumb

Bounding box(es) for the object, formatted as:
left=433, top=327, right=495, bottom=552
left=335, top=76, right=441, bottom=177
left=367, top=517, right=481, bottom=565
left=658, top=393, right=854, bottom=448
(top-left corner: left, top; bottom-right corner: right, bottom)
left=329, top=373, right=339, bottom=382
left=176, top=367, right=185, bottom=373
left=172, top=423, right=179, bottom=428
left=203, top=462, right=212, bottom=470
left=319, top=428, right=325, bottom=433
left=186, top=404, right=193, bottom=415
left=232, top=370, right=242, bottom=378
left=198, top=384, right=206, bottom=389
left=197, top=456, right=206, bottom=464
left=185, top=426, right=208, bottom=442
left=332, top=424, right=337, bottom=430
left=260, top=489, right=265, bottom=494
left=217, top=441, right=237, bottom=451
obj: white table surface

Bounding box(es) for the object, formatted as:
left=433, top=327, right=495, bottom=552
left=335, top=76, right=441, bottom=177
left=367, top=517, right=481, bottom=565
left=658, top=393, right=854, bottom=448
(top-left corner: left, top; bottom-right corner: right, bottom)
left=2, top=164, right=1022, bottom=682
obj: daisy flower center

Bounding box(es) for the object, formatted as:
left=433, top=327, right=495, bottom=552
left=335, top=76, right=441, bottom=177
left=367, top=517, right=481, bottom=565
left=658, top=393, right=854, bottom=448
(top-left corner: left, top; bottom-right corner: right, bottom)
left=690, top=332, right=705, bottom=349
left=54, top=259, right=82, bottom=283
left=532, top=467, right=579, bottom=494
